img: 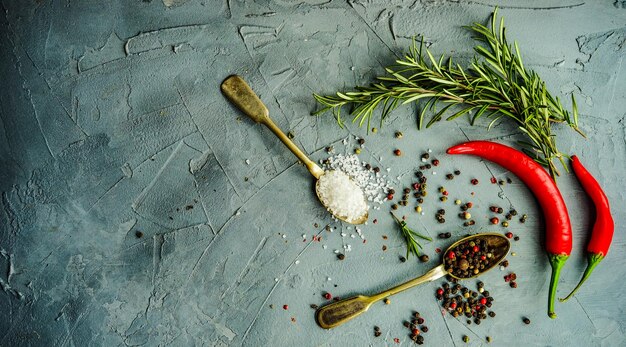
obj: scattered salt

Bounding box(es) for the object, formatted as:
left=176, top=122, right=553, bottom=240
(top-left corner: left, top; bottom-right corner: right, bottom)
left=245, top=159, right=250, bottom=165
left=295, top=260, right=300, bottom=265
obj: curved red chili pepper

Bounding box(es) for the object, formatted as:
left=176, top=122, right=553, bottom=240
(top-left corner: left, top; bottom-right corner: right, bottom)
left=447, top=141, right=572, bottom=319
left=559, top=155, right=614, bottom=302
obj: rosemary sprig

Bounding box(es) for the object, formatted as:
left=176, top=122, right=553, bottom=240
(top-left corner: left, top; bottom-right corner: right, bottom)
left=313, top=9, right=584, bottom=180
left=390, top=212, right=432, bottom=259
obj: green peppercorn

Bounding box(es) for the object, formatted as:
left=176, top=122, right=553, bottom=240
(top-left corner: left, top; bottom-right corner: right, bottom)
left=486, top=336, right=492, bottom=343
left=502, top=221, right=509, bottom=227
left=354, top=148, right=361, bottom=154
left=440, top=196, right=448, bottom=202
left=395, top=131, right=403, bottom=138
left=371, top=127, right=378, bottom=133
left=463, top=335, right=470, bottom=343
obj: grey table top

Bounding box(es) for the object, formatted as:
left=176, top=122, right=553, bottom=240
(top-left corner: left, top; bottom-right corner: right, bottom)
left=1, top=1, right=625, bottom=346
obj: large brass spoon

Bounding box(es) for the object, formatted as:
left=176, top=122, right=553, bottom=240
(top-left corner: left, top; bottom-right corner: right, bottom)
left=221, top=75, right=368, bottom=224
left=316, top=233, right=510, bottom=329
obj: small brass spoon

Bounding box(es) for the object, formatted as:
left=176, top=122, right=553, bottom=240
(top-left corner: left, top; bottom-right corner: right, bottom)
left=221, top=75, right=368, bottom=224
left=316, top=233, right=510, bottom=329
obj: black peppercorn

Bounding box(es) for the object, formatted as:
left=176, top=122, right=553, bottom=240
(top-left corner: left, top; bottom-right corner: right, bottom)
left=523, top=317, right=531, bottom=324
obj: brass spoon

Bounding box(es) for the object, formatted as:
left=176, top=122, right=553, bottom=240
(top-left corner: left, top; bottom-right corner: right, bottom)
left=220, top=75, right=368, bottom=224
left=316, top=233, right=510, bottom=329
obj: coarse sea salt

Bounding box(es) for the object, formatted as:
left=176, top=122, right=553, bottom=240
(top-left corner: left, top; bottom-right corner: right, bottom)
left=317, top=170, right=367, bottom=223
left=321, top=154, right=392, bottom=206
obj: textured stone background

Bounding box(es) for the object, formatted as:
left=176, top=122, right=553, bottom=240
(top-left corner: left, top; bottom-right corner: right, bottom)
left=1, top=0, right=625, bottom=346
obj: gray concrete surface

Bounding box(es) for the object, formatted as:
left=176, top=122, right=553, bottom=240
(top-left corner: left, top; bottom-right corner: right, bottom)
left=1, top=0, right=625, bottom=346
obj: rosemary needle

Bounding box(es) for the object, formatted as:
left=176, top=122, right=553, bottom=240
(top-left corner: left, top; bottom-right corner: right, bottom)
left=313, top=9, right=584, bottom=180
left=390, top=212, right=432, bottom=259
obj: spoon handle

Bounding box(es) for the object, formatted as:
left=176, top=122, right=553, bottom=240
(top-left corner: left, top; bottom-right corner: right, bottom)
left=221, top=75, right=324, bottom=179
left=316, top=265, right=447, bottom=329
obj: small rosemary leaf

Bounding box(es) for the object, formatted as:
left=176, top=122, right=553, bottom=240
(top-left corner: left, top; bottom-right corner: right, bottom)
left=336, top=92, right=353, bottom=101
left=426, top=50, right=441, bottom=73
left=571, top=94, right=579, bottom=126
left=474, top=45, right=496, bottom=60
left=429, top=77, right=457, bottom=85
left=447, top=106, right=475, bottom=121
left=471, top=104, right=490, bottom=125
left=487, top=114, right=504, bottom=130
left=434, top=103, right=455, bottom=122
left=418, top=98, right=434, bottom=130
left=402, top=93, right=436, bottom=105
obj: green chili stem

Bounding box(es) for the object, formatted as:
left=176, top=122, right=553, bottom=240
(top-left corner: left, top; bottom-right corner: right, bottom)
left=547, top=254, right=569, bottom=319
left=559, top=253, right=604, bottom=302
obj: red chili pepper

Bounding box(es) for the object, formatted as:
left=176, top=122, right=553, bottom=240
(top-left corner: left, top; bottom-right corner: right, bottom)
left=559, top=155, right=614, bottom=302
left=447, top=141, right=571, bottom=319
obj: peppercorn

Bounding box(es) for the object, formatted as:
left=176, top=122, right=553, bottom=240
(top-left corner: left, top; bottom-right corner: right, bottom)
left=326, top=146, right=333, bottom=153
left=523, top=317, right=531, bottom=324
left=514, top=236, right=520, bottom=241
left=505, top=213, right=512, bottom=220
left=497, top=207, right=503, bottom=214
left=486, top=336, right=492, bottom=343
left=384, top=298, right=390, bottom=305
left=502, top=221, right=509, bottom=228
left=371, top=127, right=377, bottom=133
left=490, top=217, right=499, bottom=224
left=421, top=326, right=428, bottom=333
left=374, top=331, right=382, bottom=337
left=463, top=335, right=470, bottom=343
left=454, top=170, right=461, bottom=175
left=324, top=292, right=332, bottom=300
left=510, top=281, right=517, bottom=288
left=354, top=148, right=361, bottom=154
left=417, top=198, right=424, bottom=203
left=399, top=256, right=407, bottom=263
left=488, top=311, right=496, bottom=317
left=417, top=317, right=425, bottom=324
left=419, top=254, right=429, bottom=262
left=337, top=253, right=345, bottom=260
left=283, top=304, right=289, bottom=310
left=387, top=193, right=394, bottom=200
left=466, top=202, right=473, bottom=209
left=425, top=164, right=432, bottom=169
left=511, top=209, right=518, bottom=216
left=415, top=206, right=422, bottom=213
left=505, top=232, right=513, bottom=239
left=432, top=159, right=440, bottom=166
left=416, top=335, right=424, bottom=344
left=373, top=167, right=380, bottom=173
left=440, top=196, right=448, bottom=202
left=135, top=231, right=143, bottom=238
left=394, top=149, right=401, bottom=156
left=392, top=204, right=398, bottom=210
left=394, top=131, right=403, bottom=138
left=446, top=173, right=454, bottom=180
left=471, top=178, right=479, bottom=185
left=403, top=321, right=410, bottom=328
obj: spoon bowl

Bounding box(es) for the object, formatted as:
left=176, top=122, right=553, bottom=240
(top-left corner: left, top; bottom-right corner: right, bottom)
left=221, top=75, right=369, bottom=224
left=316, top=232, right=510, bottom=329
